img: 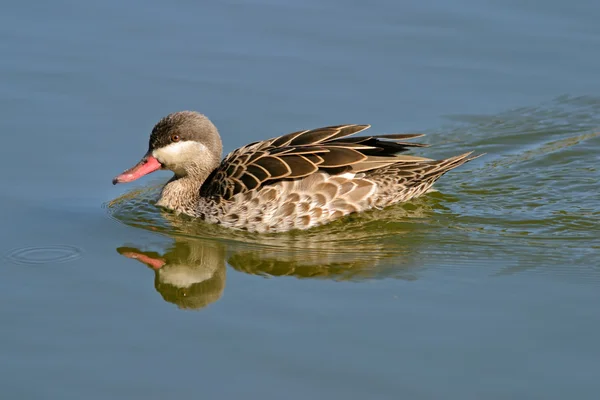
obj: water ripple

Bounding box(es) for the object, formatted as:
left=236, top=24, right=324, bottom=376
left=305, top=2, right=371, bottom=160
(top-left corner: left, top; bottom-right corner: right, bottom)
left=5, top=244, right=83, bottom=265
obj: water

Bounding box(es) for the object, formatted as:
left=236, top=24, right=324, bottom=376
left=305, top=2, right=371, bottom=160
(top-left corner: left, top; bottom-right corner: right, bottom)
left=1, top=0, right=600, bottom=398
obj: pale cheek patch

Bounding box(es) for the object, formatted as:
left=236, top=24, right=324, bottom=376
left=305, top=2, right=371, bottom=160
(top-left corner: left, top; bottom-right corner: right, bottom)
left=153, top=141, right=208, bottom=172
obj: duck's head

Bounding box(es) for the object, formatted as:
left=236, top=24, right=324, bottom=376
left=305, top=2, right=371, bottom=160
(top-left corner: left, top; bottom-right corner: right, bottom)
left=113, top=111, right=223, bottom=185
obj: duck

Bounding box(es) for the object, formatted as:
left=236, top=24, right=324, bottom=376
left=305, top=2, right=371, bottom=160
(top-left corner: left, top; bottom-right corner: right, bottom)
left=113, top=111, right=480, bottom=233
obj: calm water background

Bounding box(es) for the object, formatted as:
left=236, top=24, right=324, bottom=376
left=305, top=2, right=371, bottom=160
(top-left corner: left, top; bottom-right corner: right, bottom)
left=1, top=0, right=600, bottom=399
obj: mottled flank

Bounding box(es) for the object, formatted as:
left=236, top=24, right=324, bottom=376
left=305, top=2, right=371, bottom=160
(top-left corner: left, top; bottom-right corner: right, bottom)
left=114, top=111, right=482, bottom=233
left=200, top=172, right=378, bottom=232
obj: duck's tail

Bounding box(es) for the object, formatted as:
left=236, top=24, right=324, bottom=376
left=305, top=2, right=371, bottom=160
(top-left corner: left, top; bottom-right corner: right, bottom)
left=424, top=151, right=484, bottom=181
left=367, top=151, right=484, bottom=207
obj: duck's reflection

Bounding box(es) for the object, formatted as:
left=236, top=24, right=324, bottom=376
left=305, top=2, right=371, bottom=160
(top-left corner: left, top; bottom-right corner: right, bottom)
left=112, top=186, right=436, bottom=310
left=117, top=231, right=412, bottom=310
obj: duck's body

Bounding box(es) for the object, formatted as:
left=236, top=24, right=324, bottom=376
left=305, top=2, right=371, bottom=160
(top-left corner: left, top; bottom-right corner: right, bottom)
left=113, top=112, right=480, bottom=233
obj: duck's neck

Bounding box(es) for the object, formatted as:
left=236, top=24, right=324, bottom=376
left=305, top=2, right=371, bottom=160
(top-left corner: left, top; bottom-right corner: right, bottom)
left=157, top=174, right=207, bottom=212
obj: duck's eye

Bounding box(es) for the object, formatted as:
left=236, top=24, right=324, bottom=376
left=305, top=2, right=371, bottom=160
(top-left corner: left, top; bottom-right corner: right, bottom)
left=171, top=134, right=180, bottom=142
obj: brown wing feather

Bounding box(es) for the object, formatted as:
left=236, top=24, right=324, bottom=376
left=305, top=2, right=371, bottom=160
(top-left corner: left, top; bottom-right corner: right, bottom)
left=318, top=147, right=368, bottom=168
left=200, top=124, right=429, bottom=200
left=288, top=125, right=370, bottom=146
